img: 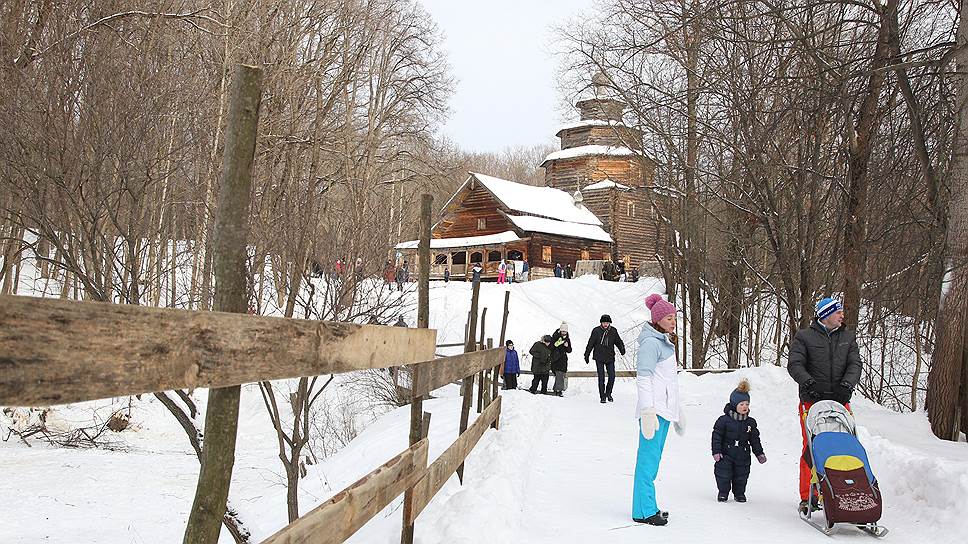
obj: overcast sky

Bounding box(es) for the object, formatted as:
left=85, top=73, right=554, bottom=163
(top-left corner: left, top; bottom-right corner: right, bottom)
left=418, top=0, right=595, bottom=153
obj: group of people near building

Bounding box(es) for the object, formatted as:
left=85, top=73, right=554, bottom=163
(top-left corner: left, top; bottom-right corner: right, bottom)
left=501, top=293, right=862, bottom=527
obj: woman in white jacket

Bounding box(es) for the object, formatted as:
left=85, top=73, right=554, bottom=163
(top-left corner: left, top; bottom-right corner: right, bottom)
left=631, top=293, right=684, bottom=526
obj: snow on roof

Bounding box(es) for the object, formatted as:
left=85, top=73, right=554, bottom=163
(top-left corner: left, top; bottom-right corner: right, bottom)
left=505, top=215, right=613, bottom=243
left=556, top=119, right=626, bottom=133
left=541, top=145, right=639, bottom=166
left=395, top=231, right=520, bottom=250
left=470, top=172, right=603, bottom=226
left=583, top=179, right=632, bottom=191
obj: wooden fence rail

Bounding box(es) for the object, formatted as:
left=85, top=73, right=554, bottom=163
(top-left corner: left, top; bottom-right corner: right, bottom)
left=0, top=295, right=436, bottom=406
left=263, top=439, right=430, bottom=544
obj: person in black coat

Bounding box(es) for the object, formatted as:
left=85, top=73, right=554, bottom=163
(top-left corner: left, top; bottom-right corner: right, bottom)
left=711, top=379, right=766, bottom=503
left=584, top=314, right=626, bottom=403
left=528, top=335, right=554, bottom=394
left=550, top=324, right=572, bottom=397
left=787, top=296, right=863, bottom=508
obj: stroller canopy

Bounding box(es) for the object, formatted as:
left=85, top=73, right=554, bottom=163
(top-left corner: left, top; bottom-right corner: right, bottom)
left=805, top=400, right=856, bottom=436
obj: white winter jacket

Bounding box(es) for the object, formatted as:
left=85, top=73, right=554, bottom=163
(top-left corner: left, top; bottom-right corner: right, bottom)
left=635, top=323, right=680, bottom=423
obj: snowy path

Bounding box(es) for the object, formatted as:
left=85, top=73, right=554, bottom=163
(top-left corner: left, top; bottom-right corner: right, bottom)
left=506, top=372, right=935, bottom=543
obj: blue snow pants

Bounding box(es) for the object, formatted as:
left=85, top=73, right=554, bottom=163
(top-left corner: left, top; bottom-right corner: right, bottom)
left=632, top=416, right=671, bottom=520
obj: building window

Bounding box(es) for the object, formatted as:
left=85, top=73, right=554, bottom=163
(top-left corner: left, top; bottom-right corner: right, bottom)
left=477, top=218, right=486, bottom=230
left=470, top=251, right=483, bottom=263
left=542, top=246, right=552, bottom=264
left=580, top=250, right=589, bottom=261
left=487, top=250, right=502, bottom=262
left=434, top=254, right=448, bottom=265
left=627, top=201, right=636, bottom=218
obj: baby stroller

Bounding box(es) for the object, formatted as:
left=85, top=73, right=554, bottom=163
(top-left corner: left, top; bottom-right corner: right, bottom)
left=800, top=401, right=888, bottom=537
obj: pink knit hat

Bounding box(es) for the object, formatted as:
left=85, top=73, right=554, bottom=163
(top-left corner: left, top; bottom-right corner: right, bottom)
left=645, top=294, right=676, bottom=323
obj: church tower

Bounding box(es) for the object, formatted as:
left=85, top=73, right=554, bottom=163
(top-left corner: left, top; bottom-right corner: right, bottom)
left=541, top=74, right=661, bottom=275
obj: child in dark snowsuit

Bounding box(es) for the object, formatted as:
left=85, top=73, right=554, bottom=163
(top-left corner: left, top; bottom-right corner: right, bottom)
left=711, top=379, right=767, bottom=502
left=503, top=340, right=520, bottom=390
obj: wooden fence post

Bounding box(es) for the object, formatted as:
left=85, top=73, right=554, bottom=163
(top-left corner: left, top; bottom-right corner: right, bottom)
left=401, top=194, right=432, bottom=544
left=493, top=291, right=510, bottom=407
left=457, top=280, right=480, bottom=484
left=183, top=64, right=262, bottom=544
left=477, top=308, right=487, bottom=413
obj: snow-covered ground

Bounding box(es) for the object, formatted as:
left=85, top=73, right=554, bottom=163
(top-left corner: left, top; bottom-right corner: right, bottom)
left=3, top=277, right=967, bottom=543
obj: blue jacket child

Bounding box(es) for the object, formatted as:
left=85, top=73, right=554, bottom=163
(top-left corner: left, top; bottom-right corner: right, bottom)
left=503, top=340, right=520, bottom=390
left=711, top=379, right=766, bottom=503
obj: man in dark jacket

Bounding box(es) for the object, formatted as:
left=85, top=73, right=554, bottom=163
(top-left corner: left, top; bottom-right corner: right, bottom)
left=787, top=297, right=863, bottom=511
left=550, top=323, right=572, bottom=397
left=584, top=314, right=626, bottom=403
left=529, top=335, right=554, bottom=395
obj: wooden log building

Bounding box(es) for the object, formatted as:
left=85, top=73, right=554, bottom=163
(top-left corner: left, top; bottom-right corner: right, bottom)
left=397, top=172, right=612, bottom=280
left=397, top=83, right=665, bottom=280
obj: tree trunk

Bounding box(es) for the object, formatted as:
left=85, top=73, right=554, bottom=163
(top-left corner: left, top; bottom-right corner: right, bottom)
left=183, top=64, right=262, bottom=544
left=926, top=0, right=968, bottom=441
left=842, top=0, right=898, bottom=327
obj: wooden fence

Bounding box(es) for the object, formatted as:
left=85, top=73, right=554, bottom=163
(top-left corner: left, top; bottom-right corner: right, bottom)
left=0, top=294, right=507, bottom=544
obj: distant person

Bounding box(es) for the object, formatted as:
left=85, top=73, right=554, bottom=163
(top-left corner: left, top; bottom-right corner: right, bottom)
left=584, top=314, right=626, bottom=403
left=507, top=260, right=515, bottom=283
left=521, top=261, right=530, bottom=282
left=498, top=260, right=507, bottom=284
left=528, top=335, right=553, bottom=395
left=711, top=379, right=766, bottom=503
left=395, top=265, right=405, bottom=292
left=444, top=267, right=450, bottom=283
left=471, top=262, right=483, bottom=283
left=503, top=340, right=520, bottom=390
left=402, top=260, right=410, bottom=282
left=383, top=260, right=395, bottom=285
left=554, top=263, right=563, bottom=278
left=550, top=323, right=572, bottom=397
left=787, top=297, right=863, bottom=513
left=565, top=264, right=573, bottom=279
left=394, top=315, right=407, bottom=327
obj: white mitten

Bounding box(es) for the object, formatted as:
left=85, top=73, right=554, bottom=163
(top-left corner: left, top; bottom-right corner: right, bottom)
left=640, top=407, right=658, bottom=440
left=674, top=407, right=686, bottom=437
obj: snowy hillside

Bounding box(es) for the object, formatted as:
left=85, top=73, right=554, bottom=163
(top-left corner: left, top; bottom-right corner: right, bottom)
left=2, top=277, right=967, bottom=543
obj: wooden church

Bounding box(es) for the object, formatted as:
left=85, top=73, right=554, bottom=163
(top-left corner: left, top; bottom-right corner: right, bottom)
left=397, top=82, right=664, bottom=280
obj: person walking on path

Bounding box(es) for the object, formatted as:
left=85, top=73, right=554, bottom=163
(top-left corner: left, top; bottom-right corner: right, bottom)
left=584, top=314, right=626, bottom=403
left=550, top=323, right=572, bottom=397
left=471, top=262, right=483, bottom=283
left=711, top=379, right=766, bottom=503
left=443, top=267, right=450, bottom=283
left=528, top=335, right=554, bottom=395
left=554, top=263, right=563, bottom=278
left=632, top=294, right=684, bottom=526
left=521, top=261, right=530, bottom=282
left=498, top=260, right=507, bottom=284
left=787, top=296, right=863, bottom=513
left=503, top=340, right=520, bottom=390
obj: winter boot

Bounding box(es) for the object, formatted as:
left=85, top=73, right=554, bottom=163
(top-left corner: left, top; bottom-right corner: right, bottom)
left=633, top=513, right=668, bottom=526
left=735, top=495, right=747, bottom=503
left=607, top=395, right=614, bottom=402
left=600, top=398, right=606, bottom=404
left=717, top=494, right=728, bottom=503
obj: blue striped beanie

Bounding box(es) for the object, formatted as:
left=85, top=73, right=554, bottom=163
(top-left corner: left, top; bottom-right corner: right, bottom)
left=816, top=297, right=843, bottom=320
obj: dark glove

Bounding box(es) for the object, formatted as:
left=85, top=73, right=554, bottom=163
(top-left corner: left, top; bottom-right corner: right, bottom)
left=834, top=381, right=854, bottom=405
left=803, top=378, right=822, bottom=401
left=584, top=355, right=590, bottom=364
